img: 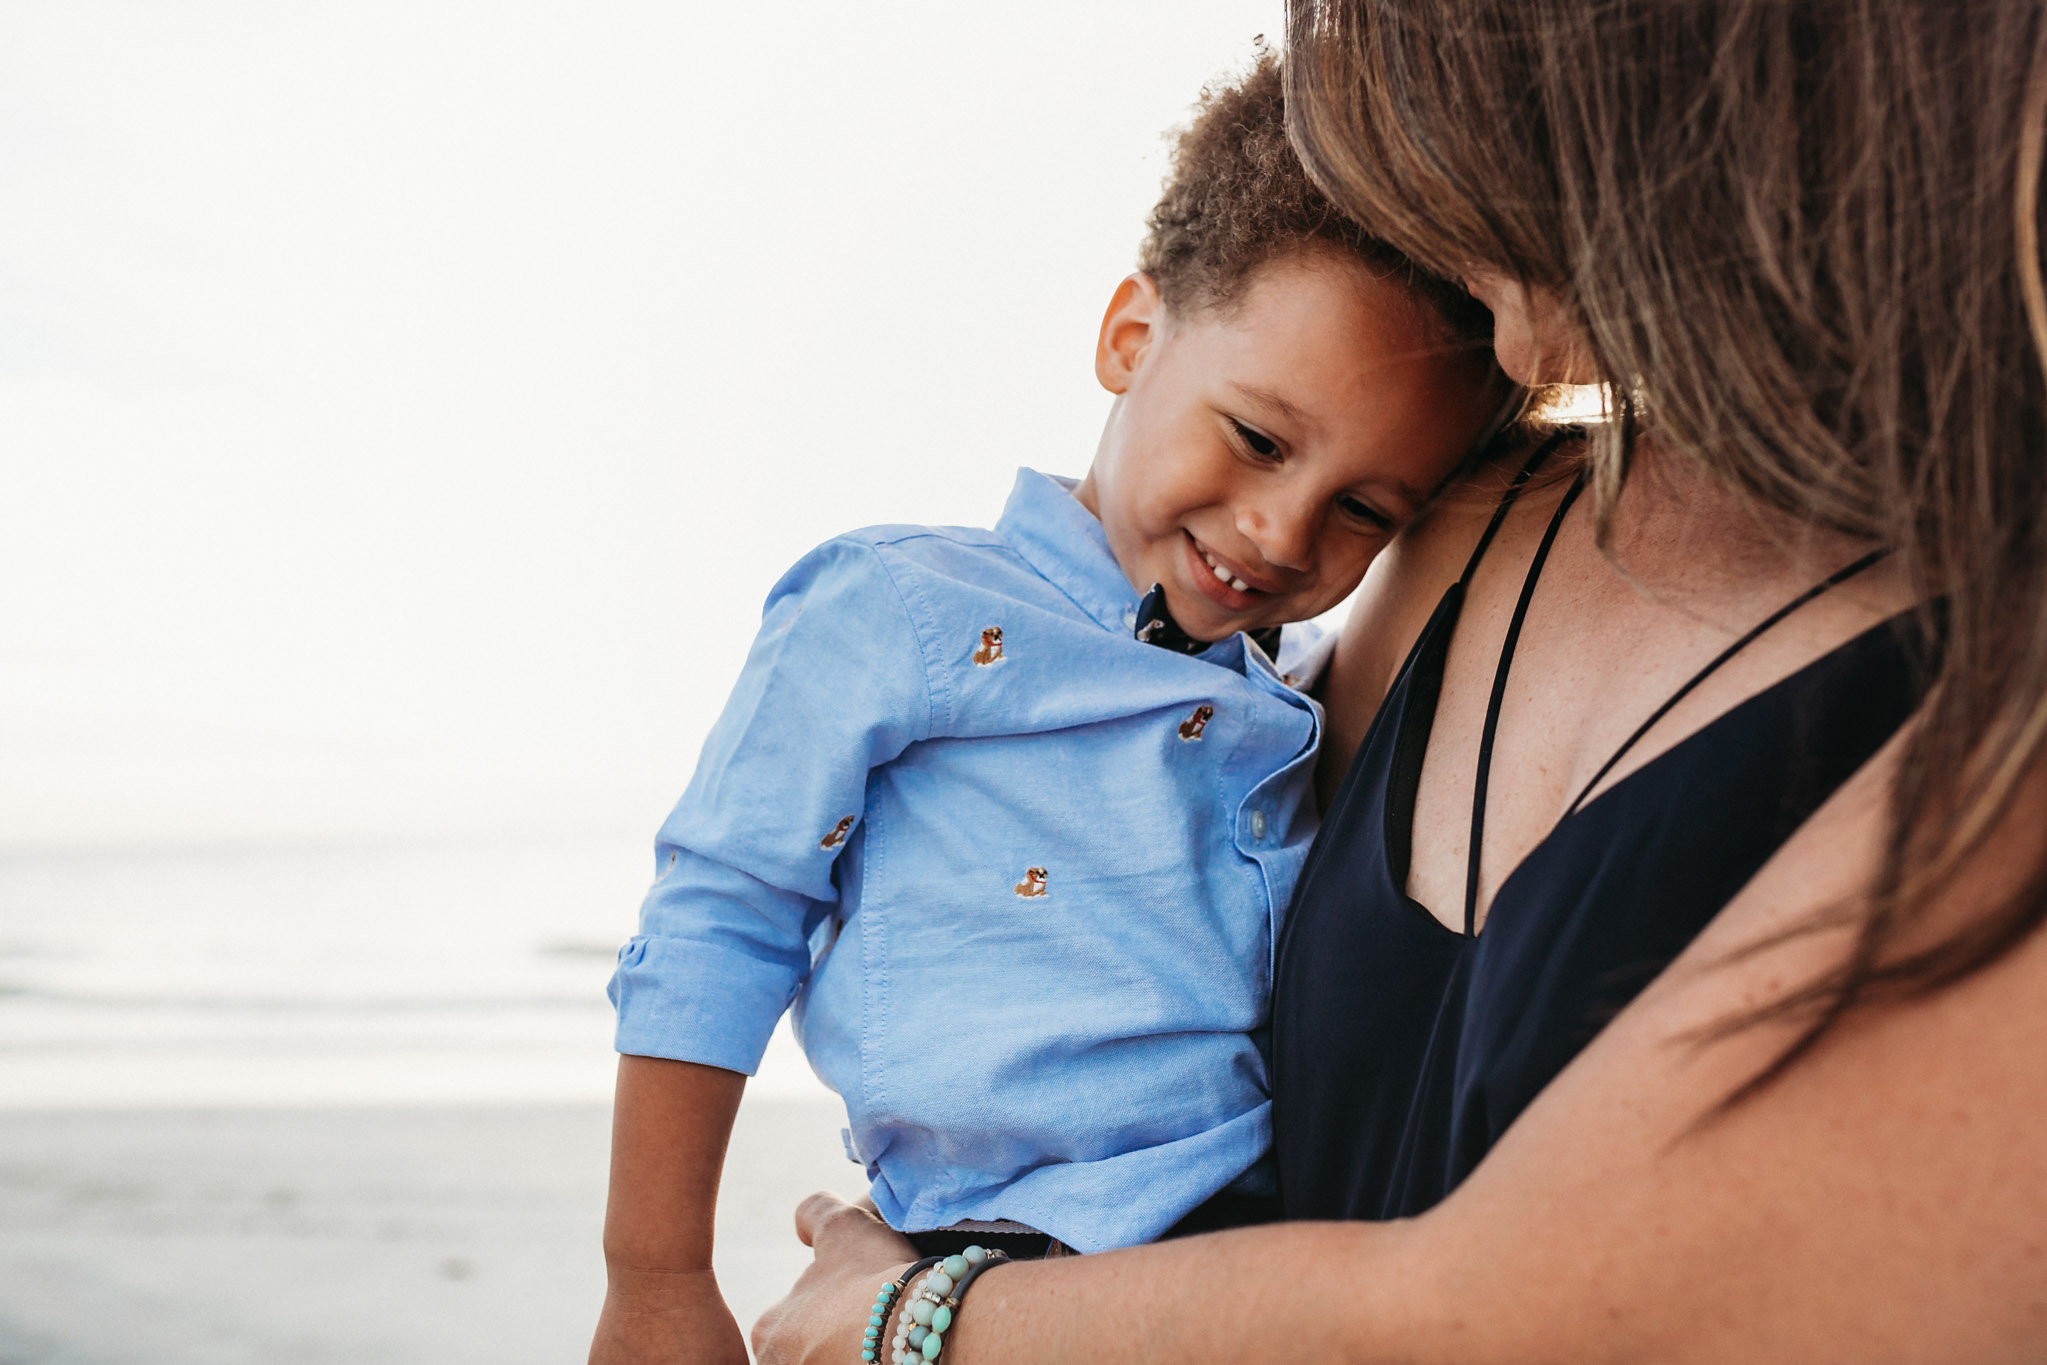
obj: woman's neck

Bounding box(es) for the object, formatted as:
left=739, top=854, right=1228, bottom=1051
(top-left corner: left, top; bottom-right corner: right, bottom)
left=1596, top=435, right=1892, bottom=620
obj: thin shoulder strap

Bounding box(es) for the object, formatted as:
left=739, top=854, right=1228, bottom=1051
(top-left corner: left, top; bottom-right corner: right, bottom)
left=1455, top=428, right=1577, bottom=588
left=1557, top=544, right=1893, bottom=820
left=1465, top=468, right=1589, bottom=934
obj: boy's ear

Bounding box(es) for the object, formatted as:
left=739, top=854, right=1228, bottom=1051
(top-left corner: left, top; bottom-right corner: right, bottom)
left=1095, top=273, right=1162, bottom=395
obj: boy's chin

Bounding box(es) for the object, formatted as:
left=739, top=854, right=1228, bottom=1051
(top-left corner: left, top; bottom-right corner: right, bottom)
left=1156, top=577, right=1308, bottom=641
left=1186, top=607, right=1287, bottom=643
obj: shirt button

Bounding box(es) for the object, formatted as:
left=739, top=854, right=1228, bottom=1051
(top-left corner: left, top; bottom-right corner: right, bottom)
left=1249, top=810, right=1268, bottom=840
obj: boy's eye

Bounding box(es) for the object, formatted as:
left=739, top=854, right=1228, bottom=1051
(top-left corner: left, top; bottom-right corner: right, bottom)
left=1338, top=494, right=1395, bottom=532
left=1230, top=419, right=1281, bottom=459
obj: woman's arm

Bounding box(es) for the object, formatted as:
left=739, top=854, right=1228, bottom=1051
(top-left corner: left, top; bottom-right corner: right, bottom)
left=756, top=739, right=2047, bottom=1363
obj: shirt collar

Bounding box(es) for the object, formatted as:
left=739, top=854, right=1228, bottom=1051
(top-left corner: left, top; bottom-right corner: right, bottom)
left=996, top=468, right=1143, bottom=635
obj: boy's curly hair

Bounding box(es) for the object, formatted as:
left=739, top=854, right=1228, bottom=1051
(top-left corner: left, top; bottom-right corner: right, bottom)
left=1140, top=49, right=1494, bottom=355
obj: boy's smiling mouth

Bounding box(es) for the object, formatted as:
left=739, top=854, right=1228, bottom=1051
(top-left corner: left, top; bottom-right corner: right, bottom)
left=1182, top=531, right=1274, bottom=612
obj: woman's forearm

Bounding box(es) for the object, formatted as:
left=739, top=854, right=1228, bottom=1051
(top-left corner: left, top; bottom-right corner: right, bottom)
left=759, top=1194, right=1469, bottom=1365
left=939, top=1220, right=1445, bottom=1365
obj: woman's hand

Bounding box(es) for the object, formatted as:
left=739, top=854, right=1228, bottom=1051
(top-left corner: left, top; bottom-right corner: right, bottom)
left=751, top=1193, right=917, bottom=1365
left=588, top=1266, right=746, bottom=1365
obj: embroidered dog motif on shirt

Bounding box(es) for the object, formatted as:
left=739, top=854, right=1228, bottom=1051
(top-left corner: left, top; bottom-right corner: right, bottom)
left=1177, top=705, right=1214, bottom=741
left=1013, top=866, right=1048, bottom=898
left=972, top=626, right=1005, bottom=666
left=819, top=816, right=855, bottom=850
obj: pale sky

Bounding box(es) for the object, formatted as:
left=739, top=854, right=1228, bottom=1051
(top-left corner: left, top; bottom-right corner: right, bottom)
left=0, top=1, right=1286, bottom=850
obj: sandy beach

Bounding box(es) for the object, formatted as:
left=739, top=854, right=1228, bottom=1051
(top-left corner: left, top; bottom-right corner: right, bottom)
left=0, top=1096, right=850, bottom=1365
left=0, top=838, right=862, bottom=1363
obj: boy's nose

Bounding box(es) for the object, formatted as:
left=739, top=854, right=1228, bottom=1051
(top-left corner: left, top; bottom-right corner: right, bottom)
left=1235, top=497, right=1316, bottom=574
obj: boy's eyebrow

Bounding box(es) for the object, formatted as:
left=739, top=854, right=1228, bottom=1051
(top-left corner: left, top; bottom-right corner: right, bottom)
left=1228, top=382, right=1311, bottom=429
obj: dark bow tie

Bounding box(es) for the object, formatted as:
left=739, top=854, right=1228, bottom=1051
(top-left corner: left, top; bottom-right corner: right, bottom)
left=1132, top=583, right=1282, bottom=661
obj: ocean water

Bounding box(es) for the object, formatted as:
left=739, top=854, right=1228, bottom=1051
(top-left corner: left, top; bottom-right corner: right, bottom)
left=0, top=834, right=831, bottom=1108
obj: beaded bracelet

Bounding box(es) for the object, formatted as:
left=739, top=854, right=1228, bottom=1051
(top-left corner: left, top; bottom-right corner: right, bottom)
left=888, top=1245, right=1011, bottom=1363
left=862, top=1257, right=942, bottom=1364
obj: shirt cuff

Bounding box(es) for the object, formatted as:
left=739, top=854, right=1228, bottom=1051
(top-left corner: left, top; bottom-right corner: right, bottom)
left=608, top=934, right=800, bottom=1075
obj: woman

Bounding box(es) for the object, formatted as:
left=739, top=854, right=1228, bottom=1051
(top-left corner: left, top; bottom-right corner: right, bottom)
left=747, top=2, right=2047, bottom=1357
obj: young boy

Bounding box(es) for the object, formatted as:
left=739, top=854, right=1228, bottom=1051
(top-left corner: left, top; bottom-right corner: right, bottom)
left=594, top=53, right=1516, bottom=1360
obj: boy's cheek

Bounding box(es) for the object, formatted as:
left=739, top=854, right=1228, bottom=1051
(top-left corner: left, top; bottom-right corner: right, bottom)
left=1298, top=555, right=1381, bottom=621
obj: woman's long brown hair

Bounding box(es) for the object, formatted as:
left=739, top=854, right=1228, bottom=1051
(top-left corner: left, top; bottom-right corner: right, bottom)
left=1285, top=0, right=2047, bottom=1092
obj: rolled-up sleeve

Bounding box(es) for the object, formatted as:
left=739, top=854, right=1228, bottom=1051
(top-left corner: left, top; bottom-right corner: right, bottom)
left=610, top=537, right=936, bottom=1073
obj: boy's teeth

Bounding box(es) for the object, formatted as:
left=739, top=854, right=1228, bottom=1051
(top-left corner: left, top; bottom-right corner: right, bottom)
left=1199, top=545, right=1252, bottom=593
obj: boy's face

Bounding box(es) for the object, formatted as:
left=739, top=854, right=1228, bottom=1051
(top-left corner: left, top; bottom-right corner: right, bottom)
left=1075, top=255, right=1502, bottom=642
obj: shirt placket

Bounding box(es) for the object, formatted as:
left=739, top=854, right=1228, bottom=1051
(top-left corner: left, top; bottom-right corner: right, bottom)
left=1226, top=670, right=1322, bottom=975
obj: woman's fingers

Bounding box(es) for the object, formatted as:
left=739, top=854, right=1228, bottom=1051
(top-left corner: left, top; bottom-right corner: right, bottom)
left=794, top=1189, right=904, bottom=1251
left=793, top=1191, right=860, bottom=1247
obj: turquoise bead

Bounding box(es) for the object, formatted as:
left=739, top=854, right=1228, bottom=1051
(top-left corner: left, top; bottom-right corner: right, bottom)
left=869, top=1314, right=883, bottom=1326
left=930, top=1305, right=952, bottom=1333
left=861, top=1352, right=875, bottom=1362
left=928, top=1270, right=955, bottom=1297
left=909, top=1299, right=934, bottom=1327
left=922, top=1333, right=943, bottom=1360
left=865, top=1327, right=879, bottom=1339
left=941, top=1254, right=969, bottom=1280
left=961, top=1245, right=986, bottom=1264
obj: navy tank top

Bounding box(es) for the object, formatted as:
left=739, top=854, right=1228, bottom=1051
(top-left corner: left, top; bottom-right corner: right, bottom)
left=1270, top=441, right=1929, bottom=1221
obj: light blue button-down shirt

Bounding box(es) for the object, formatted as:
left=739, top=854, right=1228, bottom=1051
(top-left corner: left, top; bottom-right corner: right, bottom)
left=610, top=469, right=1329, bottom=1251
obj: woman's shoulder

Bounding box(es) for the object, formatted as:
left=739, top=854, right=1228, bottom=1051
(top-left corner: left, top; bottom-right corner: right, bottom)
left=1315, top=435, right=1582, bottom=798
